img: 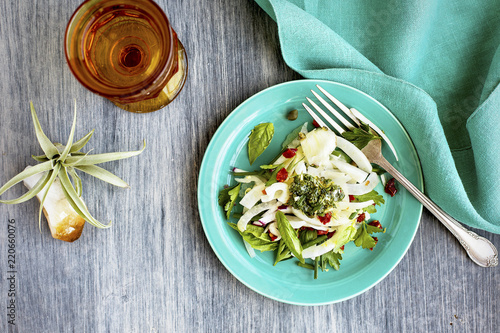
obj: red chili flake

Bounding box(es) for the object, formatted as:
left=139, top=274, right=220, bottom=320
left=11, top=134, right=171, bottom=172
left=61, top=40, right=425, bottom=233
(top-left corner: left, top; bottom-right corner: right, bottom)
left=368, top=220, right=382, bottom=230
left=282, top=148, right=298, bottom=158
left=317, top=230, right=329, bottom=235
left=327, top=230, right=336, bottom=238
left=357, top=212, right=366, bottom=223
left=340, top=245, right=345, bottom=251
left=318, top=213, right=332, bottom=224
left=276, top=168, right=288, bottom=182
left=262, top=189, right=267, bottom=195
left=369, top=237, right=378, bottom=251
left=384, top=178, right=397, bottom=197
left=278, top=204, right=288, bottom=210
left=312, top=120, right=321, bottom=128
left=269, top=232, right=278, bottom=241
left=349, top=195, right=355, bottom=202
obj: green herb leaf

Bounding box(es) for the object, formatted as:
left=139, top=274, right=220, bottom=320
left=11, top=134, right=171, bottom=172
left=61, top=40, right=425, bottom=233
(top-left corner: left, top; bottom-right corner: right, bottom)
left=218, top=184, right=241, bottom=219
left=342, top=127, right=379, bottom=150
left=264, top=162, right=285, bottom=186
left=353, top=222, right=377, bottom=249
left=321, top=251, right=343, bottom=271
left=352, top=190, right=385, bottom=207
left=281, top=123, right=306, bottom=149
left=248, top=123, right=274, bottom=165
left=228, top=223, right=278, bottom=252
left=352, top=190, right=385, bottom=214
left=365, top=223, right=386, bottom=234
left=232, top=170, right=267, bottom=177
left=298, top=228, right=317, bottom=245
left=259, top=164, right=281, bottom=170
left=331, top=149, right=352, bottom=163
left=274, top=239, right=292, bottom=265
left=333, top=225, right=357, bottom=252
left=287, top=174, right=345, bottom=217
left=276, top=211, right=304, bottom=264
left=303, top=235, right=328, bottom=249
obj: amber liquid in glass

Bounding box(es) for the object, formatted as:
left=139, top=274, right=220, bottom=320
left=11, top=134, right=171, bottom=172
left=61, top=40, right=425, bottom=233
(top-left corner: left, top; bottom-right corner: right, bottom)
left=66, top=0, right=187, bottom=112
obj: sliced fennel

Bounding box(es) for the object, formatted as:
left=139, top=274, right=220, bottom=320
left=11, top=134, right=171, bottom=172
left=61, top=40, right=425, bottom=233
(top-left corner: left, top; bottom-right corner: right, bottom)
left=223, top=123, right=387, bottom=278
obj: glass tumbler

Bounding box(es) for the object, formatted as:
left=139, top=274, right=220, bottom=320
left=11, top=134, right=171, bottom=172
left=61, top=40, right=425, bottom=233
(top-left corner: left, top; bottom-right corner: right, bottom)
left=65, top=0, right=187, bottom=113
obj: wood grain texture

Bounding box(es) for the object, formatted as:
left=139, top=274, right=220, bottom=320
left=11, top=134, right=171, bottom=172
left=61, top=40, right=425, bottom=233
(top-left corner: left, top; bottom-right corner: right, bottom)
left=0, top=0, right=498, bottom=332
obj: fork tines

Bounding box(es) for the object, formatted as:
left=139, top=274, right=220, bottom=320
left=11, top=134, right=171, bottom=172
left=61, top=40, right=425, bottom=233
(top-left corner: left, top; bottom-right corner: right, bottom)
left=302, top=85, right=359, bottom=136
left=302, top=84, right=399, bottom=161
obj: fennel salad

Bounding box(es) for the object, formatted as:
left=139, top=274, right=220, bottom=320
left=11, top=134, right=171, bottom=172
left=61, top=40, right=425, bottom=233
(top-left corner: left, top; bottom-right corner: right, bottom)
left=219, top=121, right=395, bottom=279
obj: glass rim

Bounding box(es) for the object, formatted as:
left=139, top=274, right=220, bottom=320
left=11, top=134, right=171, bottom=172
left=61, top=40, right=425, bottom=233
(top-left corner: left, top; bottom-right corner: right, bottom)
left=64, top=0, right=176, bottom=101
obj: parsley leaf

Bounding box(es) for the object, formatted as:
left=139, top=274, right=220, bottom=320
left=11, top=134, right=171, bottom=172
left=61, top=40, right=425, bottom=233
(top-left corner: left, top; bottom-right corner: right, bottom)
left=352, top=190, right=385, bottom=205
left=321, top=251, right=343, bottom=271
left=353, top=221, right=385, bottom=249
left=354, top=226, right=376, bottom=249
left=352, top=190, right=385, bottom=213
left=218, top=184, right=241, bottom=219
left=342, top=127, right=379, bottom=150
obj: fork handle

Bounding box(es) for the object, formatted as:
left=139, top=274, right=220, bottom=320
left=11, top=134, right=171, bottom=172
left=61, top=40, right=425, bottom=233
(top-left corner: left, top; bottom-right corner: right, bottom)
left=376, top=158, right=498, bottom=267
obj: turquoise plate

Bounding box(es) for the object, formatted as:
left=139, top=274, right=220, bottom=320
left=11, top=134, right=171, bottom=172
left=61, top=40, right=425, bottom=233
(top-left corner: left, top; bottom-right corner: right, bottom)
left=197, top=79, right=423, bottom=305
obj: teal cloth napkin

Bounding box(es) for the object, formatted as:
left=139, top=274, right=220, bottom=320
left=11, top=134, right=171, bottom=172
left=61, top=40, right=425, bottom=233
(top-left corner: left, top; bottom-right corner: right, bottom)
left=255, top=0, right=500, bottom=233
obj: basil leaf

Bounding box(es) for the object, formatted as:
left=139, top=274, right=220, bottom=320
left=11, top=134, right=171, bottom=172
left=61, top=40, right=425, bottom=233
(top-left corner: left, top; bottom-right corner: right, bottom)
left=260, top=164, right=281, bottom=170
left=248, top=123, right=274, bottom=165
left=264, top=162, right=285, bottom=186
left=298, top=228, right=317, bottom=245
left=276, top=211, right=304, bottom=263
left=218, top=184, right=241, bottom=219
left=228, top=223, right=278, bottom=252
left=281, top=123, right=305, bottom=149
left=342, top=127, right=379, bottom=150
left=274, top=239, right=292, bottom=265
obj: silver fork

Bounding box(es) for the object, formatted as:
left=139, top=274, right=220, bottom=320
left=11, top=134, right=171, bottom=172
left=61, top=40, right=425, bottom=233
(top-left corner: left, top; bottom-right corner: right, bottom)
left=303, top=84, right=498, bottom=267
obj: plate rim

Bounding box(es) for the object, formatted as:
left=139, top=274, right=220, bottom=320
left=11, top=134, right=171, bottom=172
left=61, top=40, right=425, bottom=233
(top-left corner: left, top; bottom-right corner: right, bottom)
left=197, top=79, right=424, bottom=305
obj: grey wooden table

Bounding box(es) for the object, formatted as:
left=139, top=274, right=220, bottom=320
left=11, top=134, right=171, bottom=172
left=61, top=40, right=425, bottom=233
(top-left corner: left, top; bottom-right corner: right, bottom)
left=0, top=1, right=498, bottom=332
